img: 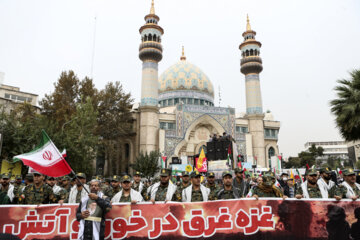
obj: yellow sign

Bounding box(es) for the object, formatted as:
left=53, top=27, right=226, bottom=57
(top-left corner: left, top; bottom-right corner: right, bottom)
left=185, top=165, right=192, bottom=172
left=1, top=160, right=22, bottom=179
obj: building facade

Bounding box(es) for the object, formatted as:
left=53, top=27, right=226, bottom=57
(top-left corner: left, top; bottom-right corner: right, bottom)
left=304, top=141, right=348, bottom=159
left=123, top=1, right=280, bottom=171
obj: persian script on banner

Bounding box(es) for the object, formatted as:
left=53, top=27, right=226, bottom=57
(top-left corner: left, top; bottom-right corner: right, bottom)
left=1, top=199, right=360, bottom=240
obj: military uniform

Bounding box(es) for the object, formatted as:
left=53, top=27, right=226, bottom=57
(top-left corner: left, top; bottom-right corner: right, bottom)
left=151, top=168, right=177, bottom=201
left=20, top=183, right=56, bottom=204
left=232, top=168, right=250, bottom=197
left=214, top=171, right=241, bottom=200
left=1, top=173, right=17, bottom=203
left=105, top=175, right=122, bottom=199
left=190, top=187, right=203, bottom=202
left=132, top=171, right=148, bottom=200
left=174, top=171, right=191, bottom=201
left=335, top=169, right=360, bottom=198
left=252, top=171, right=283, bottom=198
left=205, top=172, right=220, bottom=200
left=297, top=184, right=323, bottom=198
left=14, top=175, right=25, bottom=190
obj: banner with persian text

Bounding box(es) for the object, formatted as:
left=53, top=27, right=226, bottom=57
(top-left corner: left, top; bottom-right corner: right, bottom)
left=1, top=199, right=360, bottom=239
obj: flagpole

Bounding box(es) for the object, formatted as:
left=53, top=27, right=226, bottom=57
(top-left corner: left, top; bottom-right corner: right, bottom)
left=41, top=130, right=90, bottom=194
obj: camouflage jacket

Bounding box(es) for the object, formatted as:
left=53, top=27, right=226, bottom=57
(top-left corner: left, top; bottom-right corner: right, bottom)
left=190, top=187, right=204, bottom=202
left=20, top=183, right=56, bottom=204
left=132, top=182, right=148, bottom=201
left=335, top=183, right=360, bottom=198
left=119, top=194, right=131, bottom=203
left=174, top=182, right=191, bottom=202
left=105, top=186, right=121, bottom=199
left=205, top=183, right=221, bottom=200
left=232, top=178, right=250, bottom=197
left=216, top=187, right=241, bottom=200
left=297, top=184, right=323, bottom=198
left=252, top=185, right=283, bottom=198
left=155, top=184, right=169, bottom=201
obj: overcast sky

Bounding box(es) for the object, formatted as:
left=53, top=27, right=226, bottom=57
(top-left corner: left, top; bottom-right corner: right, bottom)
left=0, top=0, right=359, bottom=157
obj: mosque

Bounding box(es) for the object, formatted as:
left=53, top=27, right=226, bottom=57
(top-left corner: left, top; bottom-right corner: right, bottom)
left=123, top=1, right=280, bottom=170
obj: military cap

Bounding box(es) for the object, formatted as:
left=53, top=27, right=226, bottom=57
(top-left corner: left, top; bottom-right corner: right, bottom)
left=121, top=175, right=132, bottom=183
left=62, top=175, right=71, bottom=181
left=33, top=171, right=43, bottom=176
left=134, top=171, right=142, bottom=176
left=25, top=173, right=33, bottom=180
left=182, top=171, right=190, bottom=177
left=343, top=168, right=356, bottom=176
left=306, top=168, right=318, bottom=176
left=15, top=175, right=22, bottom=180
left=234, top=167, right=244, bottom=173
left=1, top=173, right=11, bottom=179
left=222, top=170, right=233, bottom=178
left=111, top=175, right=121, bottom=182
left=263, top=171, right=276, bottom=178
left=93, top=175, right=102, bottom=180
left=105, top=177, right=111, bottom=183
left=76, top=172, right=86, bottom=179
left=47, top=176, right=55, bottom=180
left=207, top=172, right=215, bottom=177
left=160, top=168, right=170, bottom=177
left=190, top=170, right=201, bottom=178
left=320, top=167, right=332, bottom=174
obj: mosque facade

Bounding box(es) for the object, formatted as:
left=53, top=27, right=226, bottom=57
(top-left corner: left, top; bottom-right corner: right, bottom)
left=125, top=1, right=280, bottom=169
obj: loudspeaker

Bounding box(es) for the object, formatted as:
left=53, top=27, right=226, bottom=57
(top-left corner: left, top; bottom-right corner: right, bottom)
left=172, top=157, right=181, bottom=164
left=207, top=142, right=215, bottom=160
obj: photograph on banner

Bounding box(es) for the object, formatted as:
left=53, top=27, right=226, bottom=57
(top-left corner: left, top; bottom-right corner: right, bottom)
left=170, top=164, right=188, bottom=176
left=208, top=160, right=229, bottom=179
left=0, top=160, right=22, bottom=179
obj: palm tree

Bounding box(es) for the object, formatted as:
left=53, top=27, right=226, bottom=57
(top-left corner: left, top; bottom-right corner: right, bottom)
left=330, top=69, right=360, bottom=141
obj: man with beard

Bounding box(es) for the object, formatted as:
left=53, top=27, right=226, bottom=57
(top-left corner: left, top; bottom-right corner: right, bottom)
left=205, top=172, right=220, bottom=200
left=46, top=176, right=67, bottom=203
left=76, top=180, right=111, bottom=240
left=149, top=168, right=177, bottom=203
left=14, top=175, right=25, bottom=190
left=132, top=171, right=148, bottom=200
left=317, top=167, right=336, bottom=198
left=296, top=169, right=329, bottom=199
left=174, top=171, right=191, bottom=201
left=278, top=172, right=289, bottom=189
left=111, top=175, right=143, bottom=203
left=104, top=175, right=121, bottom=199
left=0, top=173, right=16, bottom=203
left=336, top=168, right=360, bottom=201
left=20, top=172, right=57, bottom=204
left=252, top=172, right=284, bottom=199
left=216, top=171, right=241, bottom=200
left=232, top=167, right=250, bottom=197
left=182, top=171, right=210, bottom=202
left=67, top=173, right=90, bottom=203
left=62, top=176, right=72, bottom=193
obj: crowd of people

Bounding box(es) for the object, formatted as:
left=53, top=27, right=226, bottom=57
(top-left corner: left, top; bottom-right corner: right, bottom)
left=0, top=167, right=359, bottom=239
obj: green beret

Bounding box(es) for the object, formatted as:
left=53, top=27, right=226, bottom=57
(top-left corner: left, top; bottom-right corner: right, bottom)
left=222, top=171, right=232, bottom=178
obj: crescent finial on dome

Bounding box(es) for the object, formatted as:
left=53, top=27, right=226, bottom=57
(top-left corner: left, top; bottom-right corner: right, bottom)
left=180, top=46, right=186, bottom=61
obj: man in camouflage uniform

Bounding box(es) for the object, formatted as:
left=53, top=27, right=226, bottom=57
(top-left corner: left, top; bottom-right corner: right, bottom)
left=149, top=168, right=177, bottom=203
left=296, top=169, right=329, bottom=199
left=317, top=167, right=337, bottom=198
left=1, top=173, right=16, bottom=203
left=61, top=175, right=72, bottom=193
left=66, top=173, right=90, bottom=203
left=132, top=171, right=148, bottom=200
left=112, top=175, right=143, bottom=203
left=215, top=171, right=242, bottom=200
left=174, top=171, right=191, bottom=201
left=24, top=173, right=33, bottom=187
left=205, top=172, right=220, bottom=200
left=182, top=171, right=210, bottom=202
left=232, top=167, right=250, bottom=197
left=252, top=171, right=283, bottom=199
left=20, top=172, right=57, bottom=204
left=46, top=176, right=67, bottom=203
left=104, top=175, right=121, bottom=199
left=14, top=175, right=25, bottom=190
left=335, top=168, right=360, bottom=201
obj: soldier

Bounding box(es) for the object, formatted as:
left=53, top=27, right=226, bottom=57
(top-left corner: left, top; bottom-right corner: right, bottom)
left=216, top=170, right=242, bottom=200
left=46, top=176, right=67, bottom=203
left=182, top=171, right=210, bottom=202
left=20, top=172, right=57, bottom=204
left=24, top=173, right=33, bottom=187
left=0, top=173, right=16, bottom=203
left=14, top=175, right=25, bottom=190
left=317, top=167, right=336, bottom=197
left=105, top=175, right=121, bottom=199
left=61, top=176, right=72, bottom=193
left=296, top=169, right=329, bottom=199
left=205, top=172, right=220, bottom=200
left=132, top=171, right=148, bottom=200
left=232, top=167, right=250, bottom=197
left=173, top=171, right=191, bottom=201
left=149, top=168, right=177, bottom=203
left=67, top=173, right=90, bottom=203
left=335, top=168, right=360, bottom=201
left=252, top=171, right=284, bottom=199
left=112, top=175, right=143, bottom=203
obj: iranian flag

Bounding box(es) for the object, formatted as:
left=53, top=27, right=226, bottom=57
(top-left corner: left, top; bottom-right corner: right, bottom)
left=13, top=130, right=72, bottom=177
left=227, top=144, right=232, bottom=167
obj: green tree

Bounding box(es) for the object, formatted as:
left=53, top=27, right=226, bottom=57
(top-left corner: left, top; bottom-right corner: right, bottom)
left=330, top=69, right=360, bottom=141
left=131, top=151, right=161, bottom=180
left=284, top=157, right=302, bottom=168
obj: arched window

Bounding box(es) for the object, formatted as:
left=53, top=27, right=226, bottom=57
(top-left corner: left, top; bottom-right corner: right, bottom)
left=148, top=34, right=152, bottom=41
left=250, top=49, right=254, bottom=56
left=268, top=147, right=275, bottom=159
left=153, top=34, right=157, bottom=42
left=144, top=35, right=148, bottom=41
left=255, top=49, right=258, bottom=56
left=246, top=50, right=249, bottom=56
left=157, top=36, right=160, bottom=42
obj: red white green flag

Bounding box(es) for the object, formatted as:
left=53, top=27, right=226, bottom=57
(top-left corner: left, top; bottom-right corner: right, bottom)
left=12, top=130, right=72, bottom=177
left=227, top=144, right=232, bottom=167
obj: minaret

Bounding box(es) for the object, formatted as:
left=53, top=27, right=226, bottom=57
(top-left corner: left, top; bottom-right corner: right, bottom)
left=239, top=15, right=266, bottom=167
left=138, top=0, right=164, bottom=153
